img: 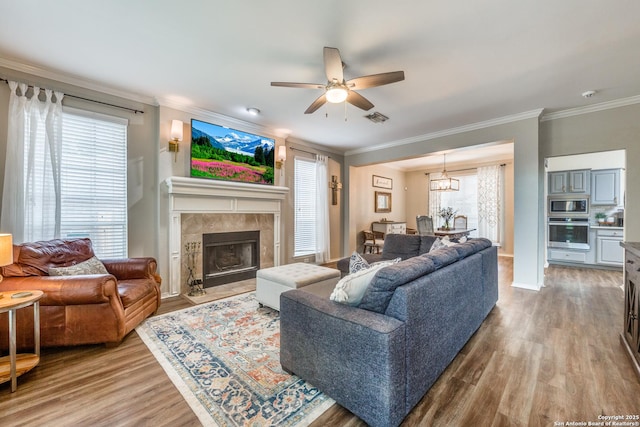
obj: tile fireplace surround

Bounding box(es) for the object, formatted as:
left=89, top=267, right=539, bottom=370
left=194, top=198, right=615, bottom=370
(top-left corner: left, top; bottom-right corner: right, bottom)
left=164, top=176, right=289, bottom=296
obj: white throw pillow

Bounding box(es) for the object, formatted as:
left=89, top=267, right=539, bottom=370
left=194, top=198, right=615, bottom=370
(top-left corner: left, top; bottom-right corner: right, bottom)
left=430, top=237, right=445, bottom=252
left=430, top=236, right=460, bottom=252
left=441, top=236, right=457, bottom=247
left=330, top=258, right=400, bottom=306
left=348, top=251, right=370, bottom=274
left=48, top=256, right=109, bottom=276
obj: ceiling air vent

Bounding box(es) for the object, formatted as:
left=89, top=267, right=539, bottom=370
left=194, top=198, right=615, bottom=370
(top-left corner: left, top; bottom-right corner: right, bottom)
left=364, top=112, right=389, bottom=123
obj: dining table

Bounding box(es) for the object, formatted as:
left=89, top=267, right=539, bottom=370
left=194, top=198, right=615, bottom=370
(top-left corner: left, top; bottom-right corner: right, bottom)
left=434, top=228, right=476, bottom=239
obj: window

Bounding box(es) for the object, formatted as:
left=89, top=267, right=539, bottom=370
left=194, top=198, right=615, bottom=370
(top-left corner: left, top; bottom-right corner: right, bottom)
left=438, top=173, right=478, bottom=237
left=61, top=110, right=128, bottom=257
left=294, top=157, right=317, bottom=257
left=25, top=108, right=128, bottom=258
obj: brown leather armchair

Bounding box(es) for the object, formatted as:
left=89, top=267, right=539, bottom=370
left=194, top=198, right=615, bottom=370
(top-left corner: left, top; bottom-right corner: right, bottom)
left=0, top=238, right=161, bottom=350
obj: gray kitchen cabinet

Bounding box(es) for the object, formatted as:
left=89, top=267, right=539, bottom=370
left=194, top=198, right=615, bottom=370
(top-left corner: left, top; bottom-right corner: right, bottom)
left=596, top=228, right=624, bottom=266
left=591, top=168, right=620, bottom=205
left=548, top=169, right=590, bottom=194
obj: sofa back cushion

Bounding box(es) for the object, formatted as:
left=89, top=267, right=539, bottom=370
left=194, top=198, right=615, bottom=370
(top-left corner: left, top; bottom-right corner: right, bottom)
left=382, top=234, right=422, bottom=260
left=418, top=235, right=438, bottom=254
left=358, top=253, right=437, bottom=313
left=1, top=238, right=96, bottom=277
left=358, top=238, right=493, bottom=314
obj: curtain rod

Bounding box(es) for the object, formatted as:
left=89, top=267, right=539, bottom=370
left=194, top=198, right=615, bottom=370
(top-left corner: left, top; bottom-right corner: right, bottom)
left=290, top=146, right=331, bottom=159
left=1, top=78, right=144, bottom=114
left=425, top=163, right=506, bottom=175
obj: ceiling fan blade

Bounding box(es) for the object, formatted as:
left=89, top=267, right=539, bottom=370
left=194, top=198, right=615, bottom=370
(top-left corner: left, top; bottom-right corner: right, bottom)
left=346, top=91, right=374, bottom=111
left=323, top=47, right=344, bottom=83
left=305, top=94, right=327, bottom=114
left=271, top=82, right=325, bottom=89
left=346, top=71, right=405, bottom=89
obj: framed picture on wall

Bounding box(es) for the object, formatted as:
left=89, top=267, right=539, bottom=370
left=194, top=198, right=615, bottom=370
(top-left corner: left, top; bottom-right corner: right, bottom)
left=372, top=175, right=392, bottom=189
left=375, top=191, right=392, bottom=213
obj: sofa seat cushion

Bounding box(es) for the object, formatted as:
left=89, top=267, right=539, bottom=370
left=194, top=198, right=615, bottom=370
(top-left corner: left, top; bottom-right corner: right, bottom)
left=117, top=279, right=158, bottom=308
left=359, top=254, right=437, bottom=313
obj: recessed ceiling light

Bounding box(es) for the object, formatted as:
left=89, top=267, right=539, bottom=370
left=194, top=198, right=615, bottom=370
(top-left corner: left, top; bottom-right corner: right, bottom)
left=246, top=107, right=260, bottom=115
left=581, top=90, right=596, bottom=98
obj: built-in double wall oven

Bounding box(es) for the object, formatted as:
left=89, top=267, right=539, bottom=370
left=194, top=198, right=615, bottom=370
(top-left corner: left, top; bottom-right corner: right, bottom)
left=548, top=217, right=590, bottom=249
left=548, top=196, right=590, bottom=250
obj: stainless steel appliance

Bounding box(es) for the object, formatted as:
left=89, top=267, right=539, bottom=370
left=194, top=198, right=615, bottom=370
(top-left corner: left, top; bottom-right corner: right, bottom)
left=548, top=217, right=590, bottom=249
left=548, top=196, right=589, bottom=216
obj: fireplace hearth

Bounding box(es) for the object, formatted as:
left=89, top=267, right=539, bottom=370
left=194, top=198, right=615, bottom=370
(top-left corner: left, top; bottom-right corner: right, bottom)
left=202, top=230, right=260, bottom=287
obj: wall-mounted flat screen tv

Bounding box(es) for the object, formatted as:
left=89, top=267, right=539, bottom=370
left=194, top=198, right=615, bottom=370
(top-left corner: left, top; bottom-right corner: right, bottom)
left=190, top=119, right=275, bottom=185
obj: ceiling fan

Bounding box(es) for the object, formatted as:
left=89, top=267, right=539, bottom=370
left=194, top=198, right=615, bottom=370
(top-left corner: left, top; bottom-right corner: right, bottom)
left=271, top=47, right=405, bottom=114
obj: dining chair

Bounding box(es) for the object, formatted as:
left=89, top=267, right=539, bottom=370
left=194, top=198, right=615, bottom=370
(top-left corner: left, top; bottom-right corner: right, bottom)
left=453, top=215, right=468, bottom=230
left=363, top=230, right=384, bottom=254
left=416, top=215, right=435, bottom=235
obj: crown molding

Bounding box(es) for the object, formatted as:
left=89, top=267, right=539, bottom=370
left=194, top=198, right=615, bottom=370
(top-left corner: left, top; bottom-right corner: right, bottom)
left=540, top=95, right=640, bottom=122
left=285, top=136, right=345, bottom=157
left=0, top=57, right=157, bottom=106
left=345, top=109, right=544, bottom=156
left=157, top=97, right=292, bottom=139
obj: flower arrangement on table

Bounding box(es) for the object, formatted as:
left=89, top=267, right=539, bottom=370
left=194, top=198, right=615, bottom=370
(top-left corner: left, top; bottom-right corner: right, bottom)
left=438, top=207, right=457, bottom=230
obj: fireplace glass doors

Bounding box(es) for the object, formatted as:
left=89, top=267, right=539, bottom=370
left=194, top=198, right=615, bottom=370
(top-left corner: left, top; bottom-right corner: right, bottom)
left=202, top=230, right=260, bottom=287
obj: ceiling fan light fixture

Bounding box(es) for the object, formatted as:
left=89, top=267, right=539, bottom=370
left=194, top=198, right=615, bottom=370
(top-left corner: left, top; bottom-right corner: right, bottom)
left=326, top=87, right=348, bottom=103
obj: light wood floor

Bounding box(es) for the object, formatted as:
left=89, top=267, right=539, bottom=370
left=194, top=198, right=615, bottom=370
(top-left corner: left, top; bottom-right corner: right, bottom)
left=1, top=258, right=638, bottom=426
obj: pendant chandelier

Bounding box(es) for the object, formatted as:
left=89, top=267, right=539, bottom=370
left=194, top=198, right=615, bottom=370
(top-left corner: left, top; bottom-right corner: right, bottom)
left=429, top=154, right=460, bottom=191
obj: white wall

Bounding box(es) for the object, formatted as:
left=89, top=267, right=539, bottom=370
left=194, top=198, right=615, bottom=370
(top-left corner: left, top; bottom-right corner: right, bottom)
left=547, top=150, right=625, bottom=171
left=348, top=164, right=406, bottom=252
left=404, top=170, right=430, bottom=230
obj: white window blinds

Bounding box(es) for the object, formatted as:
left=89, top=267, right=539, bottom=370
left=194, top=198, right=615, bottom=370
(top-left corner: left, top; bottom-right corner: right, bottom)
left=59, top=109, right=128, bottom=258
left=294, top=157, right=317, bottom=257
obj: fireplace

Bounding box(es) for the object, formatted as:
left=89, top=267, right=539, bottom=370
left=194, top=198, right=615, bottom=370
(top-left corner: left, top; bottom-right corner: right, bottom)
left=202, top=230, right=260, bottom=287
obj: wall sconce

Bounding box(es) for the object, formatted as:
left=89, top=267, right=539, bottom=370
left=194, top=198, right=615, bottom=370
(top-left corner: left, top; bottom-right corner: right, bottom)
left=276, top=145, right=287, bottom=169
left=169, top=119, right=183, bottom=162
left=329, top=175, right=342, bottom=205
left=0, top=233, right=13, bottom=286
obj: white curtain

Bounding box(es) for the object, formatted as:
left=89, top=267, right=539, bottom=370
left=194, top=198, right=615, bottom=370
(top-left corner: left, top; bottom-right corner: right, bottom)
left=1, top=81, right=64, bottom=243
left=315, top=155, right=330, bottom=263
left=427, top=173, right=442, bottom=225
left=477, top=165, right=504, bottom=245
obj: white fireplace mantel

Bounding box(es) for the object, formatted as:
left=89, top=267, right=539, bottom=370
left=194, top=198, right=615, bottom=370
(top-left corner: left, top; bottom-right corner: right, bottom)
left=164, top=176, right=289, bottom=295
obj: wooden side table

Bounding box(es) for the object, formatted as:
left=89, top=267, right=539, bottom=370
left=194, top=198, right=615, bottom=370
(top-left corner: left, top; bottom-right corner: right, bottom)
left=0, top=290, right=43, bottom=392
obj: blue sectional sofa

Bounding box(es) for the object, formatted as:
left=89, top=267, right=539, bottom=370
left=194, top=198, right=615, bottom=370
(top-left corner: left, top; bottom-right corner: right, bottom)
left=279, top=234, right=498, bottom=427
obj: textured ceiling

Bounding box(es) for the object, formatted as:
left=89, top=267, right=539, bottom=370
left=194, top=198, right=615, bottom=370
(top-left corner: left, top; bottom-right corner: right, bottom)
left=1, top=0, right=639, bottom=154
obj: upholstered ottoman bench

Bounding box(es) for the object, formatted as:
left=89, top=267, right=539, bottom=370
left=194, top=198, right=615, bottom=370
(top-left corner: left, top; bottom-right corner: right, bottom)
left=256, top=263, right=341, bottom=310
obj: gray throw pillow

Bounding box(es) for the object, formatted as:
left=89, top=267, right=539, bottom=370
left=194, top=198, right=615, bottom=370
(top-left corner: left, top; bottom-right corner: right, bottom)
left=48, top=256, right=109, bottom=276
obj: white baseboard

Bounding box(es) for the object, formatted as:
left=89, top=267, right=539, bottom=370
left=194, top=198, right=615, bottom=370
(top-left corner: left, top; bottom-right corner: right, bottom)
left=511, top=281, right=541, bottom=291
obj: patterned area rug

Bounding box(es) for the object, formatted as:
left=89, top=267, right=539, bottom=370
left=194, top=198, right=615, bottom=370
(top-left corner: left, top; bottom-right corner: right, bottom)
left=136, top=292, right=334, bottom=426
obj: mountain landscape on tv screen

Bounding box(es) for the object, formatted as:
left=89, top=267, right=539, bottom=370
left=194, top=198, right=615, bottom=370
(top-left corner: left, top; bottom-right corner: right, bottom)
left=190, top=120, right=275, bottom=185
